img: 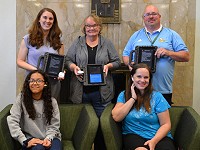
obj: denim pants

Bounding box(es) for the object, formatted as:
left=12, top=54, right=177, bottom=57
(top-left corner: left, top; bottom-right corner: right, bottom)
left=82, top=90, right=110, bottom=118
left=24, top=138, right=61, bottom=150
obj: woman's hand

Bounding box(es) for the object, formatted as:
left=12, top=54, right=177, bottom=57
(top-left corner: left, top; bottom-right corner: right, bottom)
left=73, top=65, right=81, bottom=75
left=43, top=138, right=52, bottom=148
left=103, top=64, right=109, bottom=76
left=57, top=71, right=66, bottom=80
left=103, top=63, right=113, bottom=76
left=144, top=139, right=156, bottom=150
left=27, top=138, right=43, bottom=148
left=131, top=81, right=137, bottom=100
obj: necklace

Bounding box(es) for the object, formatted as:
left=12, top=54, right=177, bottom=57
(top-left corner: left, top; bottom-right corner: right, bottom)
left=144, top=27, right=163, bottom=46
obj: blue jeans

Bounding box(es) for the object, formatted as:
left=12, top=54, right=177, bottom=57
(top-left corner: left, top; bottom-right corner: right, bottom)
left=27, top=138, right=61, bottom=150
left=82, top=91, right=110, bottom=118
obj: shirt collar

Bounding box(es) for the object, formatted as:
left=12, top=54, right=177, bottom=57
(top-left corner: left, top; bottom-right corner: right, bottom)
left=145, top=24, right=163, bottom=34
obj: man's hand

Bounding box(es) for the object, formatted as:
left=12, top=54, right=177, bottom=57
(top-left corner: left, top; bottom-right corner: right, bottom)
left=155, top=48, right=169, bottom=58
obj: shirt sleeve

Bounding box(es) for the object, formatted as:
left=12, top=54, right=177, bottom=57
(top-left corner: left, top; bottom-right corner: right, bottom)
left=7, top=93, right=27, bottom=145
left=45, top=98, right=61, bottom=141
left=152, top=92, right=171, bottom=114
left=106, top=39, right=121, bottom=69
left=123, top=32, right=139, bottom=56
left=65, top=37, right=80, bottom=70
left=171, top=29, right=188, bottom=52
left=117, top=91, right=126, bottom=103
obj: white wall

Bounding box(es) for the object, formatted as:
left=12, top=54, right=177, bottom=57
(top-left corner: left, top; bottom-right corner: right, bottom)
left=193, top=1, right=200, bottom=114
left=0, top=0, right=16, bottom=111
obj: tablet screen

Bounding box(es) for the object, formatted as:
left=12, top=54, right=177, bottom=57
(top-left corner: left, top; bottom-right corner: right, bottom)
left=90, top=74, right=102, bottom=83
left=46, top=54, right=64, bottom=77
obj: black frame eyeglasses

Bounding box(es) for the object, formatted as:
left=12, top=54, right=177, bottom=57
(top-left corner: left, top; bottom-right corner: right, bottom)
left=143, top=12, right=159, bottom=18
left=28, top=79, right=44, bottom=84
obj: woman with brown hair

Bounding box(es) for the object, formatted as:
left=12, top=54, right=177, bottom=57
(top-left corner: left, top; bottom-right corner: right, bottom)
left=17, top=8, right=64, bottom=102
left=112, top=63, right=176, bottom=150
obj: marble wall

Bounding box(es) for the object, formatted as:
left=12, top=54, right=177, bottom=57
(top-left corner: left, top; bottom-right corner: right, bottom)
left=16, top=0, right=195, bottom=106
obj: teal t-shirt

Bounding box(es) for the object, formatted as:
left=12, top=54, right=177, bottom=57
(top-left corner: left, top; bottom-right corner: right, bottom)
left=117, top=91, right=173, bottom=139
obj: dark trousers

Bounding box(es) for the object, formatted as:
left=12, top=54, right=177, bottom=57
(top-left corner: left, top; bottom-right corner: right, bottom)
left=24, top=138, right=61, bottom=150
left=123, top=134, right=176, bottom=150
left=162, top=93, right=173, bottom=106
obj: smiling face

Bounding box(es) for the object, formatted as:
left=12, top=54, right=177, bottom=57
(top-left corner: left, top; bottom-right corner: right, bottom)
left=143, top=5, right=161, bottom=30
left=29, top=72, right=45, bottom=99
left=84, top=17, right=101, bottom=37
left=132, top=68, right=150, bottom=93
left=39, top=10, right=54, bottom=33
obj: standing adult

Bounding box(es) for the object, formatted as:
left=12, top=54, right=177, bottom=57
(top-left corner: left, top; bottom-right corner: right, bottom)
left=65, top=14, right=121, bottom=149
left=7, top=70, right=61, bottom=150
left=122, top=5, right=189, bottom=105
left=112, top=63, right=176, bottom=150
left=17, top=8, right=64, bottom=102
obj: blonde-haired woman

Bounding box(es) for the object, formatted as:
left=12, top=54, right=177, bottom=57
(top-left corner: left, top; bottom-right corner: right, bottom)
left=66, top=14, right=121, bottom=149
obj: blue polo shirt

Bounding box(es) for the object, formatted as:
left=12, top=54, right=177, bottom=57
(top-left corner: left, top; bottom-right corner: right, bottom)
left=117, top=91, right=173, bottom=139
left=123, top=27, right=188, bottom=94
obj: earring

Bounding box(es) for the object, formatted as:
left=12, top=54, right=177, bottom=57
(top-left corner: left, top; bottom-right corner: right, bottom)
left=44, top=84, right=47, bottom=87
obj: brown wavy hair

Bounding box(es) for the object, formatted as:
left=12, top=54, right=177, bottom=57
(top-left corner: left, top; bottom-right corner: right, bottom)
left=81, top=14, right=103, bottom=35
left=125, top=63, right=153, bottom=113
left=28, top=8, right=62, bottom=50
left=21, top=70, right=53, bottom=124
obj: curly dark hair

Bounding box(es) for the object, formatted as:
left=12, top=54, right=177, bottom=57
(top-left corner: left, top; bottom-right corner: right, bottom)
left=21, top=70, right=53, bottom=124
left=125, top=63, right=153, bottom=113
left=28, top=8, right=62, bottom=50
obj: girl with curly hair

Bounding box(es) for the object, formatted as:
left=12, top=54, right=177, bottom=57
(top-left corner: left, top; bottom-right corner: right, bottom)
left=7, top=70, right=61, bottom=150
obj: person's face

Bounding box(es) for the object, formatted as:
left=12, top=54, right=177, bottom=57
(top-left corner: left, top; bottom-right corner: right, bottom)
left=39, top=11, right=54, bottom=32
left=29, top=73, right=45, bottom=95
left=143, top=6, right=161, bottom=28
left=132, top=68, right=150, bottom=92
left=84, top=17, right=100, bottom=37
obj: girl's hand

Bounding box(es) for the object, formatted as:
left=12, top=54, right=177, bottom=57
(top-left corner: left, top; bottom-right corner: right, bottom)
left=43, top=138, right=51, bottom=148
left=27, top=138, right=43, bottom=148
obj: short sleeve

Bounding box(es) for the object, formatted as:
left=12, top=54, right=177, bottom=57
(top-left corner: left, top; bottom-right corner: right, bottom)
left=117, top=91, right=126, bottom=103
left=152, top=92, right=171, bottom=113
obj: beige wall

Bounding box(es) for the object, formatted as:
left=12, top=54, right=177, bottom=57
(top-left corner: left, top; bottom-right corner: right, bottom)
left=16, top=0, right=195, bottom=106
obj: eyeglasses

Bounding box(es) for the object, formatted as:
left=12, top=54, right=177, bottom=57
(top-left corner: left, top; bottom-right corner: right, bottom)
left=29, top=79, right=44, bottom=84
left=85, top=24, right=99, bottom=29
left=143, top=12, right=159, bottom=18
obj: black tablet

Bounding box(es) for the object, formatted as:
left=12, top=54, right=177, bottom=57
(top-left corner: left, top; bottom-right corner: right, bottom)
left=37, top=53, right=65, bottom=77
left=83, top=64, right=106, bottom=86
left=129, top=46, right=157, bottom=72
